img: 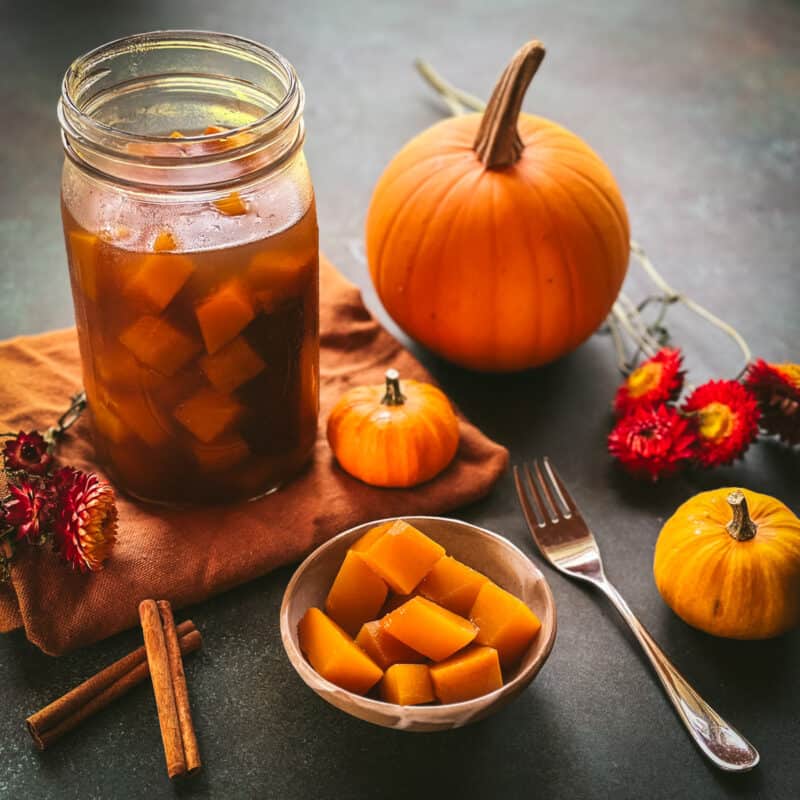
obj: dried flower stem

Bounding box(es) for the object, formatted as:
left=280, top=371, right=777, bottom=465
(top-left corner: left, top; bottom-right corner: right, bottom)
left=415, top=58, right=754, bottom=380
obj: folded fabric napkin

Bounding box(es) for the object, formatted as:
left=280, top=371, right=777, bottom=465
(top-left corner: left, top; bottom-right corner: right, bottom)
left=0, top=257, right=508, bottom=655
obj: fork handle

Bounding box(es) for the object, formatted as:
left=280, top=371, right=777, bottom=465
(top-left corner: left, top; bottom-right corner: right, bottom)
left=598, top=580, right=759, bottom=772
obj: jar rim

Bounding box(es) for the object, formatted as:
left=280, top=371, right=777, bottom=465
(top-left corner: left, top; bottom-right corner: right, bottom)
left=58, top=30, right=304, bottom=177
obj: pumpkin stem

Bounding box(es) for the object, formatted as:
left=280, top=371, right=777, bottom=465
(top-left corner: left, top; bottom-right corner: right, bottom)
left=382, top=369, right=406, bottom=406
left=726, top=490, right=758, bottom=541
left=473, top=40, right=546, bottom=170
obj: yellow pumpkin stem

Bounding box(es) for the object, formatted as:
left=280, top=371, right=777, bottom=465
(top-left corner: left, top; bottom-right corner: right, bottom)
left=473, top=40, right=546, bottom=169
left=726, top=490, right=758, bottom=542
left=381, top=369, right=406, bottom=406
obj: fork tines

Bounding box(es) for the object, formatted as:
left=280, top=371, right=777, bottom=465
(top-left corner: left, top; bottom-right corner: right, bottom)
left=513, top=457, right=576, bottom=527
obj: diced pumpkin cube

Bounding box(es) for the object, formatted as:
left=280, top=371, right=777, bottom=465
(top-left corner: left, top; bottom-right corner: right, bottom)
left=470, top=582, right=541, bottom=666
left=192, top=434, right=250, bottom=472
left=119, top=315, right=200, bottom=376
left=429, top=646, right=503, bottom=704
left=354, top=621, right=425, bottom=670
left=199, top=336, right=265, bottom=393
left=89, top=398, right=131, bottom=444
left=350, top=522, right=395, bottom=554
left=201, top=126, right=252, bottom=151
left=195, top=280, right=255, bottom=354
left=380, top=664, right=435, bottom=706
left=68, top=230, right=100, bottom=301
left=297, top=608, right=383, bottom=695
left=153, top=229, right=178, bottom=251
left=168, top=130, right=185, bottom=139
left=381, top=592, right=419, bottom=614
left=94, top=340, right=142, bottom=389
left=108, top=391, right=171, bottom=448
left=359, top=520, right=445, bottom=595
left=124, top=253, right=195, bottom=311
left=381, top=596, right=477, bottom=661
left=213, top=191, right=248, bottom=215
left=247, top=251, right=312, bottom=307
left=419, top=556, right=490, bottom=616
left=325, top=551, right=388, bottom=636
left=173, top=387, right=244, bottom=443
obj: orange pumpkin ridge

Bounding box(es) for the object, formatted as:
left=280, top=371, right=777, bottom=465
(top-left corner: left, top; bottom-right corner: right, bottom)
left=366, top=39, right=629, bottom=372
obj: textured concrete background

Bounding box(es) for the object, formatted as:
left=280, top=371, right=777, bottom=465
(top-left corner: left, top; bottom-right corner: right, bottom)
left=0, top=1, right=798, bottom=798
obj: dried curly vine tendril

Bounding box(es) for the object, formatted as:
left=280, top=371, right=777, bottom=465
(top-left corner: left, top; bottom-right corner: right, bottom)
left=44, top=391, right=87, bottom=446
left=415, top=58, right=753, bottom=380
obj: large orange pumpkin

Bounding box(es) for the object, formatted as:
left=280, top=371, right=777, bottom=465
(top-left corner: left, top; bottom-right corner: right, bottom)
left=366, top=41, right=630, bottom=372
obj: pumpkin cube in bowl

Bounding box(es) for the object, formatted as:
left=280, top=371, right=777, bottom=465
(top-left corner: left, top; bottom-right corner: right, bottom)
left=359, top=520, right=445, bottom=595
left=297, top=608, right=383, bottom=695
left=381, top=591, right=420, bottom=615
left=381, top=596, right=477, bottom=661
left=419, top=556, right=489, bottom=616
left=325, top=551, right=388, bottom=636
left=470, top=581, right=542, bottom=667
left=429, top=646, right=503, bottom=704
left=355, top=620, right=425, bottom=670
left=380, top=664, right=435, bottom=706
left=350, top=522, right=394, bottom=554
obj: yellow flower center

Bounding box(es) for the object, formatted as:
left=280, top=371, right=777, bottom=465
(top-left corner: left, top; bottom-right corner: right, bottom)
left=627, top=362, right=663, bottom=398
left=698, top=402, right=735, bottom=442
left=776, top=363, right=800, bottom=390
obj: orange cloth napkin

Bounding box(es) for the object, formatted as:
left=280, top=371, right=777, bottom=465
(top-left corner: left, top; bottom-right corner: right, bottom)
left=0, top=257, right=508, bottom=655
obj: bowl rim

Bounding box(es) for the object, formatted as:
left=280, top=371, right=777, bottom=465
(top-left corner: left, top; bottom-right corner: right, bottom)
left=280, top=515, right=557, bottom=716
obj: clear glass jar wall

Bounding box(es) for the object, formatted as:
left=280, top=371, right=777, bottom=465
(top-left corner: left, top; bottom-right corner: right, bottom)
left=59, top=31, right=319, bottom=504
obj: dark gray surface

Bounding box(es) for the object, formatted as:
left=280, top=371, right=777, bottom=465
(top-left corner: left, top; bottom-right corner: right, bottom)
left=1, top=1, right=799, bottom=798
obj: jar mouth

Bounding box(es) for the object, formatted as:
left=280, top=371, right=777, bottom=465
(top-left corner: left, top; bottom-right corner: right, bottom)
left=58, top=30, right=305, bottom=187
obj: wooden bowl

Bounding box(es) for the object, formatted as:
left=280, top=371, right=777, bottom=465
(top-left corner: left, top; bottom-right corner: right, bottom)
left=280, top=516, right=557, bottom=731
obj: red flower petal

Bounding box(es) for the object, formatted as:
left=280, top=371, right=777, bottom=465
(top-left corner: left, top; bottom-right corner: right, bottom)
left=681, top=380, right=760, bottom=467
left=613, top=348, right=685, bottom=417
left=3, top=480, right=54, bottom=541
left=2, top=431, right=53, bottom=476
left=608, top=403, right=696, bottom=481
left=744, top=359, right=800, bottom=445
left=52, top=468, right=117, bottom=572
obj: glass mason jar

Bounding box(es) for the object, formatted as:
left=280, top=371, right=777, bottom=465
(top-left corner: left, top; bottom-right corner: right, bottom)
left=58, top=31, right=319, bottom=505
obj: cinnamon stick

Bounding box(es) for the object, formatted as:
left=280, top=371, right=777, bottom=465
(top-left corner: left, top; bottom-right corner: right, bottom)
left=158, top=600, right=201, bottom=774
left=26, top=620, right=201, bottom=751
left=139, top=599, right=186, bottom=779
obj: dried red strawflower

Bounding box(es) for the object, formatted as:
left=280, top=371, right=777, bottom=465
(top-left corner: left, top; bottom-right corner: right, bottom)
left=744, top=359, right=800, bottom=445
left=608, top=403, right=697, bottom=481
left=613, top=347, right=684, bottom=417
left=51, top=468, right=117, bottom=572
left=2, top=431, right=53, bottom=476
left=4, top=480, right=53, bottom=542
left=682, top=380, right=760, bottom=467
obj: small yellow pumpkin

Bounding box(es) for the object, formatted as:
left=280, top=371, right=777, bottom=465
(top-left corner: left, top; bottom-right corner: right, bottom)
left=654, top=488, right=800, bottom=639
left=327, top=369, right=459, bottom=488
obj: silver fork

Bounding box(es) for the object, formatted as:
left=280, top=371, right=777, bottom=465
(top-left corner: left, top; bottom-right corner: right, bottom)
left=513, top=458, right=759, bottom=773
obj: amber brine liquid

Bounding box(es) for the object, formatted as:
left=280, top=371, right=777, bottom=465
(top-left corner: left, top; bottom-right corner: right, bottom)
left=63, top=199, right=319, bottom=504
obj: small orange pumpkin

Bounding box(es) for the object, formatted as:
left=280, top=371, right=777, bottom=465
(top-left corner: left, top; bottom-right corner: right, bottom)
left=366, top=40, right=629, bottom=372
left=327, top=369, right=459, bottom=487
left=654, top=488, right=800, bottom=639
